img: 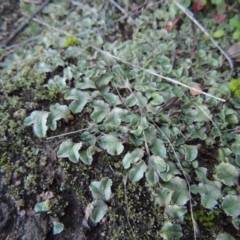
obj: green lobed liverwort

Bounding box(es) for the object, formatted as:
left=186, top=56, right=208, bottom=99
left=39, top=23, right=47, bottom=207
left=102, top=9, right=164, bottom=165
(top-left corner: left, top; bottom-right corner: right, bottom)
left=63, top=37, right=79, bottom=47
left=229, top=79, right=240, bottom=97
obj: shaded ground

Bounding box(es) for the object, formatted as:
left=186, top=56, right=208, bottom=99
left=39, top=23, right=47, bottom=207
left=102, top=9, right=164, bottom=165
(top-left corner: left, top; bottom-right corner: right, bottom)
left=0, top=0, right=22, bottom=45
left=1, top=0, right=240, bottom=240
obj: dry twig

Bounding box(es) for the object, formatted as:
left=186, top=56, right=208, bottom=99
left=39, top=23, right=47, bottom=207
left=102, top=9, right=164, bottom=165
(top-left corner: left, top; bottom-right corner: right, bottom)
left=2, top=0, right=50, bottom=47
left=172, top=0, right=234, bottom=82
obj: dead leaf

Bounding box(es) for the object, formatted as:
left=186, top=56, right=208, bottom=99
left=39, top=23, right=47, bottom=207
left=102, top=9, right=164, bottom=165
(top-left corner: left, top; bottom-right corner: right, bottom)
left=193, top=0, right=204, bottom=12
left=84, top=203, right=93, bottom=220
left=215, top=14, right=226, bottom=24
left=166, top=21, right=173, bottom=33
left=165, top=17, right=182, bottom=32
left=190, top=85, right=202, bottom=96
left=13, top=109, right=26, bottom=118
left=39, top=191, right=54, bottom=200
left=227, top=42, right=240, bottom=62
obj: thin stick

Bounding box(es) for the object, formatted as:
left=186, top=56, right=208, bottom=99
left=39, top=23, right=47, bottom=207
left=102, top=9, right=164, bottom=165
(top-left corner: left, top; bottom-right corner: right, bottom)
left=193, top=101, right=223, bottom=145
left=21, top=12, right=70, bottom=36
left=122, top=175, right=132, bottom=228
left=0, top=35, right=41, bottom=62
left=172, top=0, right=233, bottom=82
left=109, top=0, right=136, bottom=26
left=46, top=128, right=86, bottom=140
left=46, top=123, right=123, bottom=140
left=149, top=117, right=199, bottom=240
left=2, top=0, right=50, bottom=46
left=90, top=45, right=226, bottom=102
